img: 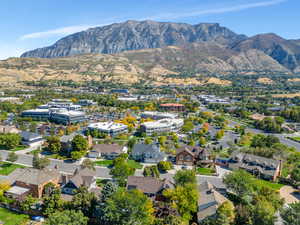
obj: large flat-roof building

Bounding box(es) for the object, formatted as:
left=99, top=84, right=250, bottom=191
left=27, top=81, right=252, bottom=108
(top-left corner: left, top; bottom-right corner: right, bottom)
left=21, top=109, right=51, bottom=121
left=160, top=103, right=185, bottom=112
left=88, top=122, right=128, bottom=137
left=50, top=110, right=86, bottom=125
left=141, top=118, right=184, bottom=135
left=141, top=111, right=178, bottom=120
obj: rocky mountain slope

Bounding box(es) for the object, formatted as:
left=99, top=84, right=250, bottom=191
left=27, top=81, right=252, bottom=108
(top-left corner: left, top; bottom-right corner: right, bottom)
left=21, top=20, right=246, bottom=58
left=231, top=33, right=300, bottom=72
left=20, top=20, right=300, bottom=74
left=0, top=43, right=290, bottom=86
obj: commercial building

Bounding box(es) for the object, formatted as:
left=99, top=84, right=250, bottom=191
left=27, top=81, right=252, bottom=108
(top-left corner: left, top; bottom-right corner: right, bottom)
left=38, top=99, right=82, bottom=111
left=21, top=109, right=51, bottom=121
left=78, top=99, right=97, bottom=106
left=160, top=103, right=185, bottom=112
left=141, top=111, right=178, bottom=120
left=88, top=122, right=128, bottom=137
left=141, top=118, right=184, bottom=135
left=50, top=110, right=86, bottom=125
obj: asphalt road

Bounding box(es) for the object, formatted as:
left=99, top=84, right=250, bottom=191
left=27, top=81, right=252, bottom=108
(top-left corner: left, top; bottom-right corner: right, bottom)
left=0, top=150, right=112, bottom=179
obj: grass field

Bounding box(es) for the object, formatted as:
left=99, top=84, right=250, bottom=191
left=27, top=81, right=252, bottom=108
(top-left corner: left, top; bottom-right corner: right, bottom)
left=288, top=136, right=300, bottom=143
left=197, top=167, right=216, bottom=175
left=253, top=178, right=284, bottom=190
left=0, top=162, right=25, bottom=175
left=0, top=207, right=29, bottom=225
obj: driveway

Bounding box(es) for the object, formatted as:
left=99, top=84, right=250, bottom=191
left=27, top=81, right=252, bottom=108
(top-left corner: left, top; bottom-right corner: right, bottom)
left=280, top=186, right=300, bottom=204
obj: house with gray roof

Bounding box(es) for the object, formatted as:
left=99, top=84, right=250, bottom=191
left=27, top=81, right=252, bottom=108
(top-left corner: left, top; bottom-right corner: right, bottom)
left=131, top=143, right=167, bottom=163
left=227, top=152, right=282, bottom=181
left=127, top=176, right=174, bottom=199
left=88, top=144, right=127, bottom=159
left=21, top=131, right=44, bottom=147
left=6, top=168, right=60, bottom=198
left=61, top=167, right=98, bottom=195
left=197, top=181, right=231, bottom=223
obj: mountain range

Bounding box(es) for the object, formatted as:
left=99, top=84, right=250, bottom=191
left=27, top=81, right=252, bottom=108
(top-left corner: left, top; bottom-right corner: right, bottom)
left=1, top=20, right=300, bottom=86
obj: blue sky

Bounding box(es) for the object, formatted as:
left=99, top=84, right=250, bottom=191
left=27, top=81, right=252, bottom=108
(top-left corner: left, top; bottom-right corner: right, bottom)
left=0, top=0, right=298, bottom=59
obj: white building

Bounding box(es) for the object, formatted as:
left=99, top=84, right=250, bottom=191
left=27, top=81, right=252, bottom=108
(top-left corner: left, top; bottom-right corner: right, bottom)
left=88, top=122, right=128, bottom=136
left=141, top=118, right=184, bottom=135
left=141, top=111, right=178, bottom=120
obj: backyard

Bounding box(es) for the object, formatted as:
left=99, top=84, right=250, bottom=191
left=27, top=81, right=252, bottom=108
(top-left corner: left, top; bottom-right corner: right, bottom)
left=197, top=167, right=216, bottom=175
left=0, top=162, right=25, bottom=175
left=0, top=207, right=29, bottom=225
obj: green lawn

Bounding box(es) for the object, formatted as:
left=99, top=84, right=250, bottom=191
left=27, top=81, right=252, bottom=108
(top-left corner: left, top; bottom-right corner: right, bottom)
left=94, top=159, right=142, bottom=169
left=288, top=136, right=300, bottom=142
left=11, top=146, right=27, bottom=152
left=253, top=178, right=284, bottom=190
left=197, top=167, right=216, bottom=175
left=127, top=160, right=143, bottom=169
left=0, top=162, right=25, bottom=175
left=94, top=160, right=113, bottom=167
left=0, top=207, right=29, bottom=225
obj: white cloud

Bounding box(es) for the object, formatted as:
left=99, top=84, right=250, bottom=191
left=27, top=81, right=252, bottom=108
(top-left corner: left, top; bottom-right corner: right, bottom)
left=148, top=0, right=287, bottom=20
left=20, top=24, right=106, bottom=40
left=19, top=0, right=286, bottom=41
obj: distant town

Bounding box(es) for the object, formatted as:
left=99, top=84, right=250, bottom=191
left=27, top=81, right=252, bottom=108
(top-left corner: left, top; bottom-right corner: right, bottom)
left=0, top=83, right=298, bottom=225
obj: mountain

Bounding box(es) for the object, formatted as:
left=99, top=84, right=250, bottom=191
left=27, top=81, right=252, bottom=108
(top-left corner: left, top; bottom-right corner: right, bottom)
left=0, top=43, right=290, bottom=87
left=21, top=20, right=246, bottom=58
left=231, top=33, right=300, bottom=72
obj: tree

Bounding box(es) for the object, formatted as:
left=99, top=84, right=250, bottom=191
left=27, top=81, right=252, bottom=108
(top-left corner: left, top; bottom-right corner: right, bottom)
left=45, top=210, right=88, bottom=225
left=43, top=186, right=63, bottom=216
left=81, top=159, right=95, bottom=171
left=72, top=135, right=88, bottom=152
left=157, top=161, right=172, bottom=172
left=47, top=136, right=61, bottom=154
left=199, top=137, right=207, bottom=146
left=7, top=152, right=18, bottom=162
left=252, top=199, right=277, bottom=225
left=163, top=183, right=198, bottom=222
left=143, top=165, right=160, bottom=178
left=174, top=170, right=196, bottom=186
left=71, top=151, right=84, bottom=161
left=0, top=133, right=21, bottom=150
left=280, top=202, right=300, bottom=225
left=215, top=201, right=235, bottom=225
left=20, top=195, right=38, bottom=212
left=33, top=153, right=50, bottom=169
left=223, top=170, right=254, bottom=198
left=101, top=181, right=118, bottom=202
left=71, top=187, right=97, bottom=217
left=99, top=189, right=155, bottom=225
left=110, top=160, right=135, bottom=186
left=127, top=137, right=137, bottom=150
left=215, top=129, right=225, bottom=140
left=145, top=137, right=153, bottom=145
left=291, top=167, right=300, bottom=183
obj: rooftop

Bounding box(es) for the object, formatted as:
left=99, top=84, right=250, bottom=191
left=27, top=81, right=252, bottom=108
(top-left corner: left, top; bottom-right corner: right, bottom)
left=88, top=122, right=127, bottom=131
left=142, top=118, right=183, bottom=129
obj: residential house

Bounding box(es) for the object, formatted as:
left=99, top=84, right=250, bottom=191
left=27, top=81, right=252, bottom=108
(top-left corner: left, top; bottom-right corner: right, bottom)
left=88, top=144, right=127, bottom=159
left=6, top=168, right=60, bottom=199
left=227, top=152, right=282, bottom=181
left=61, top=167, right=98, bottom=195
left=197, top=181, right=231, bottom=223
left=176, top=146, right=211, bottom=166
left=0, top=125, right=20, bottom=134
left=131, top=143, right=167, bottom=163
left=20, top=131, right=44, bottom=147
left=127, top=176, right=174, bottom=199
left=60, top=133, right=92, bottom=153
